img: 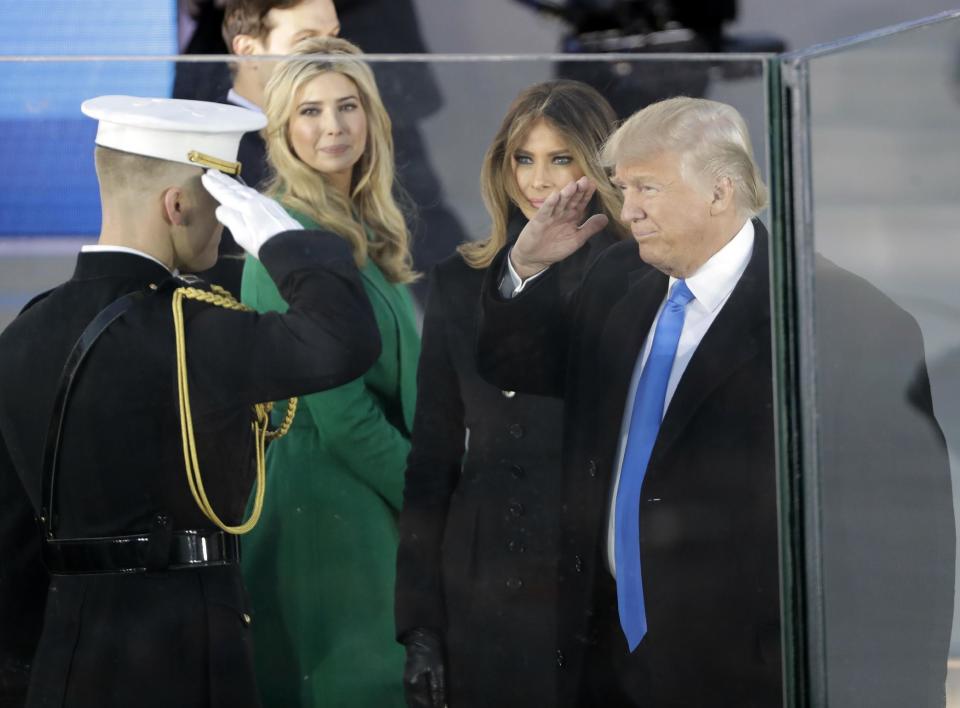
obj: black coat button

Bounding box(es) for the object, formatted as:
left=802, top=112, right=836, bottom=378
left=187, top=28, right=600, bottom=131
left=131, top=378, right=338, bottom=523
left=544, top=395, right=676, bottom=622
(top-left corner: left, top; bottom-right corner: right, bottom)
left=510, top=464, right=525, bottom=479
left=502, top=389, right=516, bottom=398
left=507, top=540, right=526, bottom=553
left=556, top=649, right=566, bottom=668
left=575, top=554, right=583, bottom=573
left=506, top=577, right=524, bottom=590
left=587, top=459, right=597, bottom=477
left=508, top=502, right=525, bottom=517
left=508, top=423, right=525, bottom=439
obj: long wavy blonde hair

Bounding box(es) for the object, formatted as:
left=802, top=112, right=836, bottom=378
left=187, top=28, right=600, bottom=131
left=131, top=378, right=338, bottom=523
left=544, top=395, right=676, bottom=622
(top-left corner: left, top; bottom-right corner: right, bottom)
left=263, top=36, right=417, bottom=283
left=459, top=80, right=627, bottom=269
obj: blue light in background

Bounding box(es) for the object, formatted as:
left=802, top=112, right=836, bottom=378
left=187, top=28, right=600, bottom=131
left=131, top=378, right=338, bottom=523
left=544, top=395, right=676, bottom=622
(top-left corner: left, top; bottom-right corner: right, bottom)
left=0, top=0, right=178, bottom=235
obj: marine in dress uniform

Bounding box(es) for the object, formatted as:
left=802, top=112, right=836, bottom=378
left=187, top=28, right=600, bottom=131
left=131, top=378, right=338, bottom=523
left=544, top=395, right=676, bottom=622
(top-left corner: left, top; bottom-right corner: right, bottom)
left=0, top=96, right=380, bottom=708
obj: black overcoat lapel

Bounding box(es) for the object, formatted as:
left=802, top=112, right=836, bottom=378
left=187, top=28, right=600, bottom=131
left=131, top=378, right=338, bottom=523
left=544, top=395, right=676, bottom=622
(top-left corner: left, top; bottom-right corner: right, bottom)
left=592, top=267, right=668, bottom=467
left=651, top=225, right=771, bottom=464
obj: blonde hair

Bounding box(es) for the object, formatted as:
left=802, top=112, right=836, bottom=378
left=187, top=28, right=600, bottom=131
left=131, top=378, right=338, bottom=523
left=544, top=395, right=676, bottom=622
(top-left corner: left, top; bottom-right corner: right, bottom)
left=601, top=96, right=768, bottom=218
left=460, top=80, right=627, bottom=269
left=263, top=36, right=417, bottom=283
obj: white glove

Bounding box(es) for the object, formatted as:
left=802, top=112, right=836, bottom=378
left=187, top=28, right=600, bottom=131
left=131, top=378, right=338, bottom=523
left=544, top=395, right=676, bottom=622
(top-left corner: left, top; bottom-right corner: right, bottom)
left=201, top=169, right=302, bottom=259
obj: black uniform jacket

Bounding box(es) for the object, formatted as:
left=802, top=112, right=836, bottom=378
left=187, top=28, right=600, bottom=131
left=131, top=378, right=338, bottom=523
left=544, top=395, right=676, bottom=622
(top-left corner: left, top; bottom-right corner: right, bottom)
left=395, top=218, right=616, bottom=707
left=476, top=222, right=953, bottom=707
left=0, top=231, right=380, bottom=708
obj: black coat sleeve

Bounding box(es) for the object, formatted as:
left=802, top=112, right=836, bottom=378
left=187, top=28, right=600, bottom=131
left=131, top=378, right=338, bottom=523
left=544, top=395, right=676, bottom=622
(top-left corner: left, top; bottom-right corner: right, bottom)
left=395, top=266, right=464, bottom=639
left=182, top=230, right=382, bottom=414
left=0, top=431, right=48, bottom=708
left=475, top=246, right=572, bottom=398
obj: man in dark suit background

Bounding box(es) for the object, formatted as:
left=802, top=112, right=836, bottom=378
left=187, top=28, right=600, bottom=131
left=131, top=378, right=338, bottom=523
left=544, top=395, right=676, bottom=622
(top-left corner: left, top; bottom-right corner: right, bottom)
left=476, top=96, right=953, bottom=706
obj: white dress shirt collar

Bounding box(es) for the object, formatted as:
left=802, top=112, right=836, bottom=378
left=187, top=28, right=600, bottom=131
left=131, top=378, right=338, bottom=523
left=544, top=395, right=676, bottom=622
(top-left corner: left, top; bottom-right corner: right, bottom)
left=670, top=218, right=754, bottom=313
left=80, top=244, right=174, bottom=274
left=227, top=88, right=264, bottom=114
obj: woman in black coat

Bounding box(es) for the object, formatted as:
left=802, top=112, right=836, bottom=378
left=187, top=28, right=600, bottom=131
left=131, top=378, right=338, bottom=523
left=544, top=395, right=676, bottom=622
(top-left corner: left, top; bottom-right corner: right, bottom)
left=395, top=80, right=626, bottom=708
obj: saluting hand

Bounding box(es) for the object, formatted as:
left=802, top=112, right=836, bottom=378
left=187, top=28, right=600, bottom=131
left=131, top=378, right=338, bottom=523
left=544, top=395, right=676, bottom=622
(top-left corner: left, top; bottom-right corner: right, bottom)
left=509, top=176, right=609, bottom=279
left=201, top=169, right=302, bottom=259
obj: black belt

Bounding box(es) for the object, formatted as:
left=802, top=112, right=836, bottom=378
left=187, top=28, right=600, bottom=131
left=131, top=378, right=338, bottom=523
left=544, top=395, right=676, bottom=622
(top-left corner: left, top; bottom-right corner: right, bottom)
left=43, top=528, right=240, bottom=575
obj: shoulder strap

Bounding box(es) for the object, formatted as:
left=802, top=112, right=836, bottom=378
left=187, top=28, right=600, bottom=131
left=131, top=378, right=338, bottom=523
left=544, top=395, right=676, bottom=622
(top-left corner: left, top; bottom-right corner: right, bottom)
left=40, top=289, right=148, bottom=538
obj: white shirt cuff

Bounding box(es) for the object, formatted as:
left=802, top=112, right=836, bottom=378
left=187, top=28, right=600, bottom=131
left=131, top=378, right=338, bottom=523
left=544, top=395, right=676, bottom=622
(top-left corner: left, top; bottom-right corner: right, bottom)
left=499, top=249, right=548, bottom=298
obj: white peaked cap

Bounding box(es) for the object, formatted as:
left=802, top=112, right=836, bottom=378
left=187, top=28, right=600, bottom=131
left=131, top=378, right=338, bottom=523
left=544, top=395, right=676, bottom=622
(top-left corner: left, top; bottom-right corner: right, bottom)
left=81, top=95, right=267, bottom=176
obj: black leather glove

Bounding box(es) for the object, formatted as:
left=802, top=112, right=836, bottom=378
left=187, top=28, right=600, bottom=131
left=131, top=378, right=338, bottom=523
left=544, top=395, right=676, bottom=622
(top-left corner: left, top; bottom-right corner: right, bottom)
left=402, top=627, right=446, bottom=708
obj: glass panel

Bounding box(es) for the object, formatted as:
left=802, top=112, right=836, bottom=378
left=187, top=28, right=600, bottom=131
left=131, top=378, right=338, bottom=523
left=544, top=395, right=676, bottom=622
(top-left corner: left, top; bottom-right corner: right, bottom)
left=0, top=53, right=778, bottom=707
left=784, top=13, right=960, bottom=708
left=0, top=54, right=771, bottom=321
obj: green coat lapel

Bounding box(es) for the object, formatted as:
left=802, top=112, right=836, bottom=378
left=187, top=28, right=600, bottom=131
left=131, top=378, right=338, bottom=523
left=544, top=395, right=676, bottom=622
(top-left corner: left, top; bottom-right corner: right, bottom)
left=357, top=259, right=419, bottom=434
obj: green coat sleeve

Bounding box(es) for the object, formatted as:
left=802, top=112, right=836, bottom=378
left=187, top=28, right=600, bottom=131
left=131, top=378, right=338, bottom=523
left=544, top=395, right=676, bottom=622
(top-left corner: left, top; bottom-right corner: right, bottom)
left=240, top=254, right=408, bottom=512
left=302, top=381, right=409, bottom=512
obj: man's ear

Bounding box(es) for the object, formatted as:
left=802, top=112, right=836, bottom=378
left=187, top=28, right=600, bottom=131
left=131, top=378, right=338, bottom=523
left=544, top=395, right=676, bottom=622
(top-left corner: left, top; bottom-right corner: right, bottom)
left=232, top=33, right=262, bottom=57
left=710, top=176, right=735, bottom=216
left=162, top=187, right=186, bottom=227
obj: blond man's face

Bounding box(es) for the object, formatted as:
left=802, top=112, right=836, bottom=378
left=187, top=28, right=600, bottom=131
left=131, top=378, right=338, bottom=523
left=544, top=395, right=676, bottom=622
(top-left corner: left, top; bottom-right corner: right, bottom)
left=613, top=151, right=719, bottom=279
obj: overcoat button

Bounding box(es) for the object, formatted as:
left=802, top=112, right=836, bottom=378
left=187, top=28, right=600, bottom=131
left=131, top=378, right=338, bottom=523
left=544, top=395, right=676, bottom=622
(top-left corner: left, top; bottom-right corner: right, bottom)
left=510, top=464, right=525, bottom=479
left=242, top=613, right=252, bottom=626
left=502, top=390, right=516, bottom=398
left=506, top=577, right=524, bottom=590
left=508, top=423, right=525, bottom=439
left=507, top=540, right=526, bottom=553
left=587, top=459, right=597, bottom=477
left=508, top=502, right=525, bottom=517
left=575, top=555, right=583, bottom=573
left=556, top=649, right=566, bottom=668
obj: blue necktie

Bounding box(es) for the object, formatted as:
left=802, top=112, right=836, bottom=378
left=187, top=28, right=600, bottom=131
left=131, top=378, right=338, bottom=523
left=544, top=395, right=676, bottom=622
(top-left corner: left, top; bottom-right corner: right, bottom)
left=615, top=279, right=695, bottom=651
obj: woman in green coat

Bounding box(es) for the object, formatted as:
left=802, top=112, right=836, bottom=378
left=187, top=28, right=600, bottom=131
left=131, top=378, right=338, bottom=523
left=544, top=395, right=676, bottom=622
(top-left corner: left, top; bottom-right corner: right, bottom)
left=239, top=37, right=419, bottom=708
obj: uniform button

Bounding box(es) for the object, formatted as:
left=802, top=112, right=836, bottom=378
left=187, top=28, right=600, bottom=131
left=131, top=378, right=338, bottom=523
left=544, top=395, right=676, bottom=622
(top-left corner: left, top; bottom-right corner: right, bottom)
left=575, top=554, right=584, bottom=573
left=508, top=502, right=525, bottom=517
left=506, top=577, right=524, bottom=590
left=587, top=459, right=598, bottom=477
left=242, top=613, right=252, bottom=626
left=556, top=649, right=566, bottom=668
left=502, top=389, right=516, bottom=398
left=510, top=464, right=525, bottom=479
left=508, top=423, right=525, bottom=439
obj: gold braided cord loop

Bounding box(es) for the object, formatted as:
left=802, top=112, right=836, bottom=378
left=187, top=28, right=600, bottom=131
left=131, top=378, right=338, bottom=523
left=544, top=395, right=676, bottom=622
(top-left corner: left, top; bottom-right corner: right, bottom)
left=172, top=284, right=297, bottom=534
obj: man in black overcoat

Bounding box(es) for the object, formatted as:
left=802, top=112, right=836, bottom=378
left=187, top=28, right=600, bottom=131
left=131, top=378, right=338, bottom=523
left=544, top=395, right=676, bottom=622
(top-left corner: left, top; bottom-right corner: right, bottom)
left=0, top=95, right=380, bottom=708
left=476, top=97, right=953, bottom=707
